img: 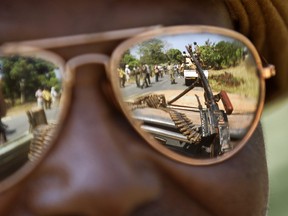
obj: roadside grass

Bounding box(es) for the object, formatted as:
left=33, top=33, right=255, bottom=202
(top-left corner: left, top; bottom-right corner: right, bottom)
left=208, top=61, right=259, bottom=99
left=6, top=102, right=37, bottom=117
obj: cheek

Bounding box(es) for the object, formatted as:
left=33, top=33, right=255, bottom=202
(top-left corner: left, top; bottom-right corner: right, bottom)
left=154, top=124, right=268, bottom=215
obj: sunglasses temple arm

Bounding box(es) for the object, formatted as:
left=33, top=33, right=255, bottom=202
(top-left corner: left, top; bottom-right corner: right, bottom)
left=260, top=55, right=276, bottom=79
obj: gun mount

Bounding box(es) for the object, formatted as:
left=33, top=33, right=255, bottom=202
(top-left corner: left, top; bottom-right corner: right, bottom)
left=183, top=44, right=233, bottom=155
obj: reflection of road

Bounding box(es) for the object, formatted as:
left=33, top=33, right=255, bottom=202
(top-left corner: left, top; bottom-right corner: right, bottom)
left=121, top=74, right=196, bottom=100
left=2, top=106, right=59, bottom=142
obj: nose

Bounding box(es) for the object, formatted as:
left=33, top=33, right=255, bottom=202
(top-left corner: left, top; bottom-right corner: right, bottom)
left=20, top=64, right=161, bottom=215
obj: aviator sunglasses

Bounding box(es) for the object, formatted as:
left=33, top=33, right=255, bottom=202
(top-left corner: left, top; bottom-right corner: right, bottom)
left=0, top=25, right=275, bottom=191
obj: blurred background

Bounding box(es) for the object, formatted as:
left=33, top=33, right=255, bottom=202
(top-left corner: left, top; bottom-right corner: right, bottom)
left=262, top=94, right=288, bottom=216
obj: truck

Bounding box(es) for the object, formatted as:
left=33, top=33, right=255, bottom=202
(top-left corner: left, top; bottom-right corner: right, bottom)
left=184, top=69, right=208, bottom=86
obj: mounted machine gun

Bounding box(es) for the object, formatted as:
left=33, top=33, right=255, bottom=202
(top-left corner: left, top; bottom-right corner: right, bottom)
left=128, top=44, right=234, bottom=157
left=181, top=44, right=234, bottom=156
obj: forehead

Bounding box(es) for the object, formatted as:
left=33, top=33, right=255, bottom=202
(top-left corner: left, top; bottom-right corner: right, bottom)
left=0, top=0, right=233, bottom=42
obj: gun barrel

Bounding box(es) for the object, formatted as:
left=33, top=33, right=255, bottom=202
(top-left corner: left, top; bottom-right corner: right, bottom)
left=185, top=45, right=218, bottom=110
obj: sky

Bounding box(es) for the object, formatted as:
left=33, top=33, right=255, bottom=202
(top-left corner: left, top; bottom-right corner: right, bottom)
left=130, top=32, right=237, bottom=59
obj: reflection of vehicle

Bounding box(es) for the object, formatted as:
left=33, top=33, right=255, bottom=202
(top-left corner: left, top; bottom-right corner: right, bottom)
left=0, top=134, right=32, bottom=180
left=184, top=69, right=208, bottom=86
left=128, top=45, right=234, bottom=158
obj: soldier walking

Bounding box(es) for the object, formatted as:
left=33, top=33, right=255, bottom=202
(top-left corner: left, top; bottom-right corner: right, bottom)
left=167, top=62, right=176, bottom=84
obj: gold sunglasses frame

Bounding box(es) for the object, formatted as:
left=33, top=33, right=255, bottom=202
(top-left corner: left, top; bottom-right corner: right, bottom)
left=110, top=25, right=275, bottom=165
left=0, top=25, right=275, bottom=192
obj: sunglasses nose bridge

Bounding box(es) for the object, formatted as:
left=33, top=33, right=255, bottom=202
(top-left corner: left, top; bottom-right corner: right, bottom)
left=65, top=53, right=110, bottom=83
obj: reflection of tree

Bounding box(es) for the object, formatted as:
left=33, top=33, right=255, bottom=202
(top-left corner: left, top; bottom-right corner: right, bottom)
left=166, top=49, right=183, bottom=64
left=1, top=56, right=60, bottom=105
left=121, top=38, right=245, bottom=72
left=198, top=40, right=244, bottom=69
left=123, top=39, right=183, bottom=68
left=137, top=39, right=167, bottom=65
left=119, top=50, right=139, bottom=68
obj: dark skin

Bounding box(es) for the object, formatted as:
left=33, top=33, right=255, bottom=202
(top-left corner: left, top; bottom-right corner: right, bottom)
left=0, top=0, right=268, bottom=215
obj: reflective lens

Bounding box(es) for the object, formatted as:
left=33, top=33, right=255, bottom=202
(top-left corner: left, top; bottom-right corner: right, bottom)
left=0, top=54, right=62, bottom=180
left=111, top=28, right=262, bottom=164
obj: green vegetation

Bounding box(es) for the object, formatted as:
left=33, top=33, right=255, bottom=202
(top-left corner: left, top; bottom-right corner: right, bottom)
left=208, top=61, right=259, bottom=98
left=199, top=40, right=244, bottom=69
left=0, top=55, right=61, bottom=106
left=120, top=38, right=183, bottom=68
left=120, top=37, right=245, bottom=71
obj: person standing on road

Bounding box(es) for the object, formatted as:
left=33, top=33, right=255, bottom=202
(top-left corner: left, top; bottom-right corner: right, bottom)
left=125, top=65, right=131, bottom=83
left=0, top=90, right=7, bottom=143
left=168, top=62, right=176, bottom=84
left=180, top=62, right=185, bottom=78
left=50, top=87, right=58, bottom=106
left=141, top=64, right=150, bottom=89
left=145, top=64, right=151, bottom=85
left=118, top=68, right=126, bottom=88
left=42, top=87, right=52, bottom=109
left=154, top=65, right=160, bottom=82
left=134, top=66, right=141, bottom=88
left=35, top=88, right=43, bottom=108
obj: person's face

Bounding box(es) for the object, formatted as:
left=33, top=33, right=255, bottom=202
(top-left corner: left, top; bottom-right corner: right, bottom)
left=0, top=0, right=268, bottom=215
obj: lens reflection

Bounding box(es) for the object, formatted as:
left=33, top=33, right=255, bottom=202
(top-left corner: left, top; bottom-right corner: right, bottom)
left=0, top=55, right=62, bottom=180
left=117, top=32, right=260, bottom=159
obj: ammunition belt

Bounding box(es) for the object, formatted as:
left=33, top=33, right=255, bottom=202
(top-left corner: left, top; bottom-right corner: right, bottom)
left=28, top=123, right=57, bottom=162
left=128, top=94, right=201, bottom=144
